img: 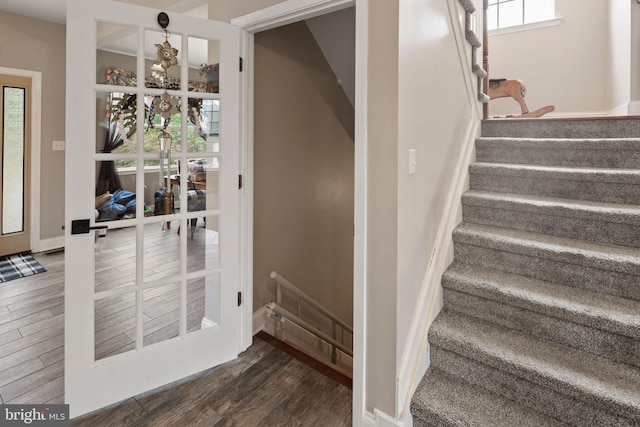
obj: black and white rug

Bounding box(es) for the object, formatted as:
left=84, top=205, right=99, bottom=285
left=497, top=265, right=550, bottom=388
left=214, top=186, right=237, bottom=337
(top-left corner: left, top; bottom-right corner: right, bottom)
left=0, top=252, right=47, bottom=283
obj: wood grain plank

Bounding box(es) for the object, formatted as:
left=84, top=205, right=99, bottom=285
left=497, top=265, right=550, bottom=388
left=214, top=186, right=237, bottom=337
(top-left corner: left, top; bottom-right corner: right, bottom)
left=257, top=406, right=302, bottom=427
left=18, top=312, right=64, bottom=337
left=214, top=358, right=314, bottom=426
left=0, top=334, right=63, bottom=372
left=71, top=398, right=147, bottom=427
left=6, top=375, right=64, bottom=405
left=0, top=360, right=64, bottom=402
left=0, top=320, right=64, bottom=359
left=0, top=357, right=45, bottom=388
left=39, top=345, right=64, bottom=367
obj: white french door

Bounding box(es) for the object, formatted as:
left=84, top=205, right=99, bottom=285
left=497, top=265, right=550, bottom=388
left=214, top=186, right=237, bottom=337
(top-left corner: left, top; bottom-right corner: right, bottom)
left=65, top=0, right=244, bottom=417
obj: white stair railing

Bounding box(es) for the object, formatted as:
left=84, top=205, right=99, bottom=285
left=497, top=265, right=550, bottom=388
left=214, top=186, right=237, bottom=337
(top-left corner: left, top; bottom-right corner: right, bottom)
left=458, top=0, right=489, bottom=104
left=267, top=271, right=353, bottom=369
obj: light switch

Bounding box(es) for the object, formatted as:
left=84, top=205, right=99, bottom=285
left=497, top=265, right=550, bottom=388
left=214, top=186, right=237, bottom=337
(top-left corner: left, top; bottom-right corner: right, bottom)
left=52, top=140, right=65, bottom=151
left=409, top=149, right=416, bottom=175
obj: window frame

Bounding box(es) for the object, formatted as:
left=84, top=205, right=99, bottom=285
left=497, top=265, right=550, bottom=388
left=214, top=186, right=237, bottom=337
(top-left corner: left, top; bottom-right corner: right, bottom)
left=487, top=0, right=558, bottom=34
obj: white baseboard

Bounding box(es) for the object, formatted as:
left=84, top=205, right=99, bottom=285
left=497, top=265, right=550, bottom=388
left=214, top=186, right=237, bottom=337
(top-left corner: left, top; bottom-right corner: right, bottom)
left=253, top=306, right=267, bottom=335
left=32, top=236, right=65, bottom=254
left=626, top=101, right=640, bottom=115
left=360, top=408, right=407, bottom=427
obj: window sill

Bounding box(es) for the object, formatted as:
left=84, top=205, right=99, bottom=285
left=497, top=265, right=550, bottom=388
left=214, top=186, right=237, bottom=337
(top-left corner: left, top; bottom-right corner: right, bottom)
left=489, top=17, right=562, bottom=37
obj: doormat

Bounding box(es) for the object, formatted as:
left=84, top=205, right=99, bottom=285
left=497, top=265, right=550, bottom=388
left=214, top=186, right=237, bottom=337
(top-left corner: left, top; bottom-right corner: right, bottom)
left=0, top=252, right=47, bottom=283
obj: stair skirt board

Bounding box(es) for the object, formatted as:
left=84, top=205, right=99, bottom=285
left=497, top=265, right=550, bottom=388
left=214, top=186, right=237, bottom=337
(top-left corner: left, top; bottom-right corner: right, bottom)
left=411, top=119, right=640, bottom=427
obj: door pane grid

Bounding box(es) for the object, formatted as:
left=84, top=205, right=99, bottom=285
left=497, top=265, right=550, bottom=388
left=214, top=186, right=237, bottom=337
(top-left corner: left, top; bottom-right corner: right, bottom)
left=69, top=0, right=241, bottom=414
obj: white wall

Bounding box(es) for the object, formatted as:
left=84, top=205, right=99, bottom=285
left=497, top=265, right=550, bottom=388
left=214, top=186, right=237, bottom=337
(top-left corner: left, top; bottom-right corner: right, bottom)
left=489, top=0, right=609, bottom=116
left=607, top=0, right=631, bottom=113
left=364, top=0, right=481, bottom=418
left=630, top=2, right=640, bottom=109
left=396, top=0, right=472, bottom=360
left=306, top=7, right=356, bottom=106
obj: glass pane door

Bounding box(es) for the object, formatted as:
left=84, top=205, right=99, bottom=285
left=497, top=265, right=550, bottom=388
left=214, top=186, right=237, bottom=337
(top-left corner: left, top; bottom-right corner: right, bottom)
left=65, top=0, right=243, bottom=417
left=0, top=74, right=31, bottom=256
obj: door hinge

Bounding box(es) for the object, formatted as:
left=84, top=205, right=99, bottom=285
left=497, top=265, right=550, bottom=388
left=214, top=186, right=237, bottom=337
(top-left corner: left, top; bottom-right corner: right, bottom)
left=237, top=291, right=242, bottom=306
left=239, top=57, right=244, bottom=72
left=239, top=174, right=243, bottom=189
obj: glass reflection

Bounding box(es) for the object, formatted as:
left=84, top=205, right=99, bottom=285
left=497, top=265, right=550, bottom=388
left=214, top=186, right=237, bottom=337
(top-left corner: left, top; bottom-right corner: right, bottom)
left=94, top=225, right=136, bottom=293
left=143, top=283, right=181, bottom=347
left=94, top=291, right=136, bottom=360
left=187, top=214, right=220, bottom=274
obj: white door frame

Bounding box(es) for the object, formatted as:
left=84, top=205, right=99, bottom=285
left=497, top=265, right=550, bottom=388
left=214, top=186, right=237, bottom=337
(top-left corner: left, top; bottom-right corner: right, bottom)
left=232, top=0, right=367, bottom=424
left=0, top=67, right=42, bottom=254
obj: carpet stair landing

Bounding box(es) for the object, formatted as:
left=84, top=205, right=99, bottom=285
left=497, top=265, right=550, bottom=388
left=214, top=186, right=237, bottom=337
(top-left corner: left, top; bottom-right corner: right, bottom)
left=411, top=118, right=640, bottom=427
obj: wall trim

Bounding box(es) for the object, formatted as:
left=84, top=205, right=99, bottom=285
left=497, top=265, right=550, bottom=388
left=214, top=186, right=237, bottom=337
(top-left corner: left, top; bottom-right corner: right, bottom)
left=627, top=101, right=640, bottom=115
left=33, top=236, right=64, bottom=254
left=395, top=115, right=480, bottom=418
left=231, top=0, right=354, bottom=32
left=363, top=408, right=407, bottom=427
left=0, top=67, right=42, bottom=255
left=252, top=306, right=267, bottom=335
left=489, top=17, right=562, bottom=37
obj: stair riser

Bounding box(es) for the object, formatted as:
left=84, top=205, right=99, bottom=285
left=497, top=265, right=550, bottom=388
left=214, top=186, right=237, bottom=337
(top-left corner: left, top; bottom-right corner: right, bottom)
left=476, top=147, right=640, bottom=168
left=443, top=288, right=640, bottom=368
left=462, top=203, right=640, bottom=248
left=470, top=173, right=640, bottom=205
left=482, top=119, right=640, bottom=139
left=430, top=346, right=637, bottom=427
left=453, top=242, right=640, bottom=301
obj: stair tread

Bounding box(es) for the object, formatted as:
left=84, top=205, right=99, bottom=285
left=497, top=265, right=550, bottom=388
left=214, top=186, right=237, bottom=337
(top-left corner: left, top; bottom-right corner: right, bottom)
left=412, top=368, right=569, bottom=427
left=477, top=137, right=640, bottom=149
left=430, top=311, right=640, bottom=416
left=462, top=190, right=640, bottom=225
left=443, top=262, right=640, bottom=338
left=470, top=162, right=640, bottom=182
left=454, top=223, right=640, bottom=275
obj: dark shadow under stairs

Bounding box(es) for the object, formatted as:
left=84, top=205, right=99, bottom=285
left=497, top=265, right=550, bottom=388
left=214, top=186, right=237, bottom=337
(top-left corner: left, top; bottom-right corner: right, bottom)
left=411, top=117, right=640, bottom=426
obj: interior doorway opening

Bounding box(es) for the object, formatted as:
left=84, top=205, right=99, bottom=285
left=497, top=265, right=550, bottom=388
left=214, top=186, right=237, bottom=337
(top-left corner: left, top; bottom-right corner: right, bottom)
left=251, top=7, right=356, bottom=378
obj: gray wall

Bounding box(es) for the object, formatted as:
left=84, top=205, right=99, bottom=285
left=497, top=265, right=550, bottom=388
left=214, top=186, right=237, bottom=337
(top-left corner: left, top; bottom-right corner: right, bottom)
left=253, top=21, right=355, bottom=330
left=0, top=11, right=66, bottom=241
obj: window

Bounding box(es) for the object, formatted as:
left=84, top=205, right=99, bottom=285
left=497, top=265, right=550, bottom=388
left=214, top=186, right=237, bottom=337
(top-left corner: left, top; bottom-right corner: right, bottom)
left=201, top=100, right=220, bottom=136
left=488, top=0, right=555, bottom=31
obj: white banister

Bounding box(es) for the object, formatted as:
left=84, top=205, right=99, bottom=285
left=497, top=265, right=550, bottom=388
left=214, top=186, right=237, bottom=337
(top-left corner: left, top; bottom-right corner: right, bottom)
left=266, top=302, right=353, bottom=357
left=269, top=271, right=353, bottom=334
left=267, top=271, right=353, bottom=372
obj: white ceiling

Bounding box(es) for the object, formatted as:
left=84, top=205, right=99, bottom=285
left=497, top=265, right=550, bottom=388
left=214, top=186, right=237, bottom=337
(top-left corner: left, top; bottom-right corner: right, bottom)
left=0, top=0, right=68, bottom=24
left=0, top=0, right=207, bottom=24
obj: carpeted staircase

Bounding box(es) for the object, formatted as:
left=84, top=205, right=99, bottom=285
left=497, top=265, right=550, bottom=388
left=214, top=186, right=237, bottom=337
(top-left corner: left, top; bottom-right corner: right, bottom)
left=411, top=118, right=640, bottom=426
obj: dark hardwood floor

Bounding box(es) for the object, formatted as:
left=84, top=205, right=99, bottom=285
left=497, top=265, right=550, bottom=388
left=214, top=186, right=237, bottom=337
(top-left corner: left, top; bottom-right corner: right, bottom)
left=72, top=336, right=352, bottom=426
left=0, top=233, right=352, bottom=425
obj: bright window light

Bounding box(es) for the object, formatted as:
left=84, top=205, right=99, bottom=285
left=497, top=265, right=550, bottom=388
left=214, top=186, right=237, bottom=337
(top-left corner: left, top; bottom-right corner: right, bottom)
left=488, top=0, right=555, bottom=30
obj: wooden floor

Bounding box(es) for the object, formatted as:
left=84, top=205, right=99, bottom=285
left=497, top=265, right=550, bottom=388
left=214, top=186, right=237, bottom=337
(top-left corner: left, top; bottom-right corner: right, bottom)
left=72, top=336, right=352, bottom=426
left=0, top=249, right=64, bottom=405
left=0, top=232, right=352, bottom=425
